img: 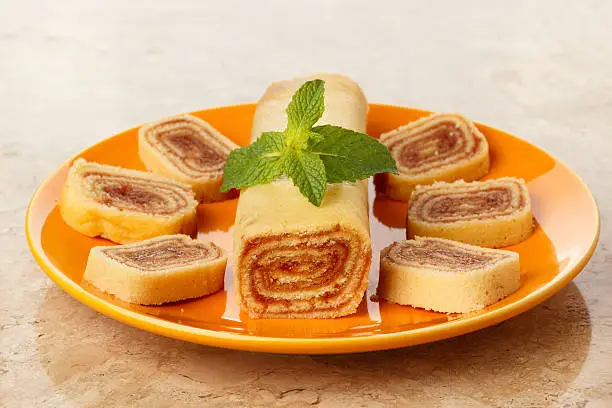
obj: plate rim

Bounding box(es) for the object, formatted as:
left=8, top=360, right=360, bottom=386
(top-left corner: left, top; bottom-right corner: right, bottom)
left=25, top=103, right=601, bottom=354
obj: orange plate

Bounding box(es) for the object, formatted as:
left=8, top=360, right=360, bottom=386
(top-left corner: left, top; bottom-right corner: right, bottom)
left=26, top=104, right=600, bottom=354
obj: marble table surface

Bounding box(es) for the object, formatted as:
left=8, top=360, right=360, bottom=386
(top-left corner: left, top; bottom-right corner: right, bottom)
left=1, top=1, right=611, bottom=407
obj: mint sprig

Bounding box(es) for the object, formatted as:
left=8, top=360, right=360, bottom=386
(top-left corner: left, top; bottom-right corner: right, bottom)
left=221, top=79, right=398, bottom=206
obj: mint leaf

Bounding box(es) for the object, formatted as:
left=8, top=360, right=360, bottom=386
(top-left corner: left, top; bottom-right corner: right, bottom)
left=221, top=78, right=400, bottom=206
left=220, top=132, right=285, bottom=192
left=306, top=130, right=325, bottom=144
left=258, top=131, right=286, bottom=151
left=285, top=79, right=325, bottom=148
left=310, top=125, right=398, bottom=183
left=282, top=149, right=327, bottom=206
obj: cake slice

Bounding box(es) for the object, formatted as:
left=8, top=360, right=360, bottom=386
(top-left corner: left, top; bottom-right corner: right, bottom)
left=84, top=235, right=227, bottom=305
left=407, top=177, right=534, bottom=248
left=378, top=237, right=520, bottom=313
left=60, top=159, right=198, bottom=243
left=377, top=113, right=489, bottom=201
left=138, top=114, right=238, bottom=202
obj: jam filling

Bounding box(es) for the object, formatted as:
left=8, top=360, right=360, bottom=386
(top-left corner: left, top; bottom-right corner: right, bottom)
left=385, top=240, right=508, bottom=272
left=239, top=229, right=370, bottom=313
left=145, top=117, right=230, bottom=177
left=385, top=119, right=483, bottom=174
left=103, top=237, right=220, bottom=271
left=411, top=181, right=526, bottom=223
left=82, top=172, right=190, bottom=215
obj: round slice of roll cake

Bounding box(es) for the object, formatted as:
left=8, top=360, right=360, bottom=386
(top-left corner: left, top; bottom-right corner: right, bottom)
left=138, top=114, right=239, bottom=202
left=377, top=113, right=489, bottom=201
left=378, top=237, right=520, bottom=313
left=407, top=177, right=534, bottom=248
left=60, top=159, right=198, bottom=243
left=84, top=235, right=227, bottom=305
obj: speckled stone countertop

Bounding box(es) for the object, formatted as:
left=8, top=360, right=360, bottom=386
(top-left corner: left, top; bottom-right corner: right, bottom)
left=1, top=1, right=611, bottom=407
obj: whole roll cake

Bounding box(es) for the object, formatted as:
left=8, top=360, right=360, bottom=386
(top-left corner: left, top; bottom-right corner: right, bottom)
left=233, top=74, right=372, bottom=319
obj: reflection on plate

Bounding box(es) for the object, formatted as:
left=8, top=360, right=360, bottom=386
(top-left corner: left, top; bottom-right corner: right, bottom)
left=26, top=104, right=599, bottom=354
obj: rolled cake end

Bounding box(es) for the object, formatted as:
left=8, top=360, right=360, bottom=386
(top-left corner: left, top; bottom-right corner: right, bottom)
left=235, top=225, right=371, bottom=319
